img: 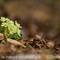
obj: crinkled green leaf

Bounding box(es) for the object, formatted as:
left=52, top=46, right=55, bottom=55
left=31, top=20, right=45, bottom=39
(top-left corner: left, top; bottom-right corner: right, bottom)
left=9, top=33, right=22, bottom=40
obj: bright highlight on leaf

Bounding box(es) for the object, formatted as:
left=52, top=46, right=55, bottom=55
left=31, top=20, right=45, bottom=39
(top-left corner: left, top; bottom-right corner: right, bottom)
left=0, top=17, right=22, bottom=40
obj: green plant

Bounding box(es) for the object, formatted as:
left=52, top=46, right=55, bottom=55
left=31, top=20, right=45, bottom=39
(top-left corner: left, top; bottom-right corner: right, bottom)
left=0, top=17, right=22, bottom=40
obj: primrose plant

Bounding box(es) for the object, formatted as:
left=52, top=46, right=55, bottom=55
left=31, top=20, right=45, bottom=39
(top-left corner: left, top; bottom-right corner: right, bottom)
left=0, top=17, right=22, bottom=40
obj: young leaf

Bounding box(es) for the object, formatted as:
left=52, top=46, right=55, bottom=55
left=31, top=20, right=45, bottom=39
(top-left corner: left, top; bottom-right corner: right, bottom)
left=9, top=33, right=22, bottom=40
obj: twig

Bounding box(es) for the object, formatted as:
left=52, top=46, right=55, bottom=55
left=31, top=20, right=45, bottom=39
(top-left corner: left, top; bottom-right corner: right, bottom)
left=0, top=33, right=26, bottom=48
left=7, top=38, right=26, bottom=47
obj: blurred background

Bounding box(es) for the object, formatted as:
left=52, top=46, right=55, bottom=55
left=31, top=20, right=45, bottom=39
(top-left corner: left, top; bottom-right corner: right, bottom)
left=0, top=0, right=60, bottom=40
